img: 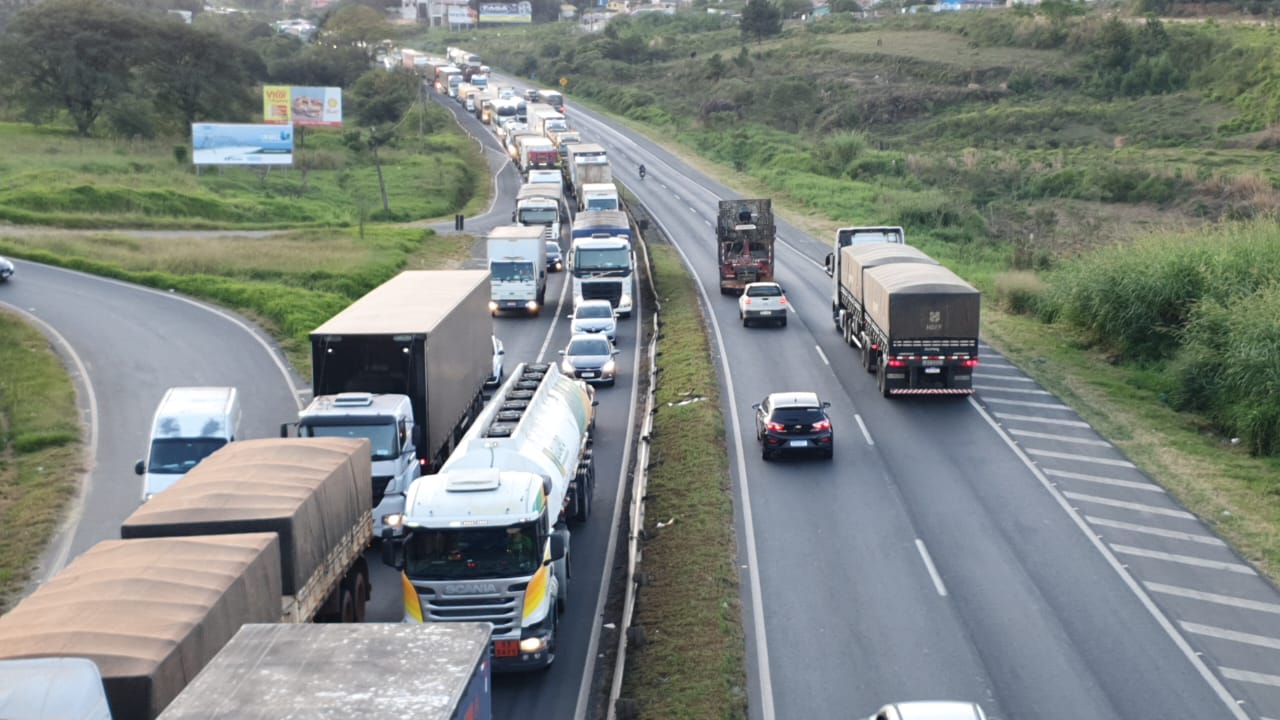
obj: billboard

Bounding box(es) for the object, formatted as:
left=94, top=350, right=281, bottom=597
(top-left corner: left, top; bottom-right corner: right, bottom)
left=192, top=123, right=294, bottom=166
left=263, top=86, right=343, bottom=127
left=479, top=1, right=531, bottom=23
left=447, top=5, right=476, bottom=24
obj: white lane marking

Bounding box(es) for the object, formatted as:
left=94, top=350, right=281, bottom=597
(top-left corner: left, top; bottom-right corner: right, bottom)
left=854, top=414, right=874, bottom=446
left=1087, top=516, right=1226, bottom=546
left=915, top=539, right=948, bottom=597
left=1111, top=545, right=1257, bottom=575
left=975, top=372, right=1036, bottom=382
left=535, top=265, right=572, bottom=363
left=1063, top=491, right=1195, bottom=519
left=1222, top=667, right=1280, bottom=688
left=1027, top=448, right=1136, bottom=467
left=815, top=345, right=830, bottom=366
left=672, top=193, right=681, bottom=201
left=646, top=202, right=777, bottom=720
left=977, top=357, right=1015, bottom=366
left=689, top=206, right=697, bottom=213
left=981, top=397, right=1071, bottom=410
left=1182, top=622, right=1280, bottom=650
left=1009, top=428, right=1111, bottom=446
left=973, top=384, right=1051, bottom=396
left=994, top=412, right=1090, bottom=428
left=1046, top=468, right=1163, bottom=492
left=1145, top=582, right=1280, bottom=614
left=0, top=302, right=100, bottom=580
left=704, top=219, right=713, bottom=227
left=967, top=396, right=1249, bottom=719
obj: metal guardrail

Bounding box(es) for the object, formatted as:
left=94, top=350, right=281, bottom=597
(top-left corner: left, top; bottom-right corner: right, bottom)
left=606, top=205, right=662, bottom=720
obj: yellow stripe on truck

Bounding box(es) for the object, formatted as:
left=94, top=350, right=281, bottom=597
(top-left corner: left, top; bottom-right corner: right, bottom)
left=401, top=571, right=424, bottom=623
left=522, top=563, right=549, bottom=621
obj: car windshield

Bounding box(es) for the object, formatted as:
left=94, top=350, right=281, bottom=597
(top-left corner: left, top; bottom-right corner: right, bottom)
left=771, top=407, right=825, bottom=424
left=403, top=524, right=541, bottom=580
left=146, top=437, right=227, bottom=474
left=299, top=422, right=399, bottom=461
left=577, top=304, right=613, bottom=319
left=747, top=285, right=781, bottom=297
left=546, top=242, right=561, bottom=255
left=568, top=337, right=611, bottom=356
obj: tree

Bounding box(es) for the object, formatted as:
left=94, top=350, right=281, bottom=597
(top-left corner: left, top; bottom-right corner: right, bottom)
left=347, top=67, right=419, bottom=126
left=146, top=23, right=265, bottom=128
left=0, top=0, right=154, bottom=135
left=739, top=0, right=782, bottom=42
left=319, top=4, right=394, bottom=59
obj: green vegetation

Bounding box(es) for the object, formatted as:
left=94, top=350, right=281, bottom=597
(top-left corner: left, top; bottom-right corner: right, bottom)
left=0, top=310, right=82, bottom=611
left=622, top=243, right=745, bottom=719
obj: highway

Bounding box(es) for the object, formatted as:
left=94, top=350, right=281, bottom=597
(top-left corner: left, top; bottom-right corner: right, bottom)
left=552, top=93, right=1280, bottom=719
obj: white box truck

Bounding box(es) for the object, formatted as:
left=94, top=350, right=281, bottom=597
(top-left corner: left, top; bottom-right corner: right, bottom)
left=487, top=225, right=549, bottom=316
left=134, top=386, right=241, bottom=502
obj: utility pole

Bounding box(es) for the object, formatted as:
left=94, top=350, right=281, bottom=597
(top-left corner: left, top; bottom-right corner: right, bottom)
left=369, top=128, right=391, bottom=213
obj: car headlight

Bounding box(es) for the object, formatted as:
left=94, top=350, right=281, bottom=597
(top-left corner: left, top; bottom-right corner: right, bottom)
left=602, top=359, right=616, bottom=375
left=561, top=359, right=574, bottom=374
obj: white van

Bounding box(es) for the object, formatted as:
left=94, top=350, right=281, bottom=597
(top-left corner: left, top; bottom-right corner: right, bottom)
left=134, top=386, right=241, bottom=501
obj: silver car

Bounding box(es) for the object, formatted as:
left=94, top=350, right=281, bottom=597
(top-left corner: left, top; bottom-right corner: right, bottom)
left=569, top=300, right=617, bottom=343
left=559, top=333, right=619, bottom=386
left=867, top=701, right=988, bottom=720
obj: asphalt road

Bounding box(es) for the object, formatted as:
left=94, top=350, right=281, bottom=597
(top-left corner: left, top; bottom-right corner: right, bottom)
left=545, top=88, right=1280, bottom=720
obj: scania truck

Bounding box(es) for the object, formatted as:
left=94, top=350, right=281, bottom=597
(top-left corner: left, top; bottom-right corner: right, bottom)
left=382, top=362, right=597, bottom=672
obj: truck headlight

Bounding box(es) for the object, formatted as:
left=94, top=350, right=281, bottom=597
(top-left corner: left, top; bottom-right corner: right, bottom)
left=525, top=300, right=539, bottom=311
left=519, top=636, right=548, bottom=653
left=488, top=301, right=498, bottom=312
left=382, top=513, right=405, bottom=528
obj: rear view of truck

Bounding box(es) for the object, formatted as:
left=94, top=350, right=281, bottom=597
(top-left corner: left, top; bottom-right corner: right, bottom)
left=716, top=199, right=775, bottom=294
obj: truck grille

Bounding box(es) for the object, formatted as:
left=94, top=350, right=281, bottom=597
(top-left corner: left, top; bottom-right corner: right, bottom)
left=418, top=585, right=523, bottom=635
left=582, top=281, right=621, bottom=306
left=372, top=475, right=392, bottom=506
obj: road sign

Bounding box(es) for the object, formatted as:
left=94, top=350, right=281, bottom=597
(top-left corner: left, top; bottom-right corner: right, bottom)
left=559, top=76, right=569, bottom=87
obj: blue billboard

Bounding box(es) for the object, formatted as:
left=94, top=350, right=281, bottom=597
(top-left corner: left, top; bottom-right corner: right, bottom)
left=191, top=123, right=294, bottom=166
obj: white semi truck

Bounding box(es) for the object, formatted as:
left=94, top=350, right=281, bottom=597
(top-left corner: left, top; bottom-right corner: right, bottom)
left=569, top=209, right=636, bottom=318
left=487, top=225, right=549, bottom=316
left=382, top=362, right=597, bottom=672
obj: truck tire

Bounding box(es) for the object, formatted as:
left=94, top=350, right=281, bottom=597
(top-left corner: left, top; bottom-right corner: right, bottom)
left=862, top=342, right=875, bottom=373
left=345, top=568, right=369, bottom=624
left=878, top=362, right=891, bottom=398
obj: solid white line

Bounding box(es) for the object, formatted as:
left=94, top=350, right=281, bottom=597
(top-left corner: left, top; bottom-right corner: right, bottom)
left=535, top=265, right=571, bottom=363
left=981, top=397, right=1071, bottom=410
left=1222, top=667, right=1280, bottom=688
left=0, top=302, right=99, bottom=581
left=994, top=412, right=1090, bottom=428
left=1063, top=491, right=1195, bottom=518
left=1145, top=582, right=1280, bottom=614
left=915, top=539, right=948, bottom=597
left=1009, top=428, right=1111, bottom=446
left=1086, top=516, right=1226, bottom=546
left=814, top=345, right=830, bottom=366
left=966, top=396, right=1250, bottom=719
left=1110, top=544, right=1257, bottom=575
left=1027, top=448, right=1136, bottom=467
left=647, top=201, right=777, bottom=720
left=973, top=384, right=1051, bottom=395
left=1182, top=621, right=1280, bottom=650
left=1046, top=468, right=1163, bottom=492
left=854, top=414, right=874, bottom=446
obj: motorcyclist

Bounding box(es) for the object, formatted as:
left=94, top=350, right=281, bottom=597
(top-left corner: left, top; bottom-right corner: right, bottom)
left=638, top=163, right=646, bottom=180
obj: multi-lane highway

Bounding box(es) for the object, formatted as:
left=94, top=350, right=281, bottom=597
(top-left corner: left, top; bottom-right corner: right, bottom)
left=555, top=94, right=1280, bottom=719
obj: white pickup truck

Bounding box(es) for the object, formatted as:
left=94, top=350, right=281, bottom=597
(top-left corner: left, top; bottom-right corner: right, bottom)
left=738, top=281, right=788, bottom=328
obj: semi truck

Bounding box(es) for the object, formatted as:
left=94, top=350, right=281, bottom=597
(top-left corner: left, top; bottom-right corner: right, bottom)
left=570, top=210, right=635, bottom=317
left=382, top=362, right=597, bottom=672
left=823, top=225, right=907, bottom=280
left=516, top=134, right=559, bottom=174
left=0, top=437, right=374, bottom=720
left=487, top=225, right=549, bottom=315
left=833, top=244, right=981, bottom=396
left=514, top=182, right=564, bottom=243
left=157, top=623, right=492, bottom=720
left=308, top=271, right=492, bottom=481
left=579, top=182, right=619, bottom=213
left=566, top=143, right=609, bottom=199
left=716, top=199, right=775, bottom=294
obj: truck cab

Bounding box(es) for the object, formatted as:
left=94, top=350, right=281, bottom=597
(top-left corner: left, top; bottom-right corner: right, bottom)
left=824, top=225, right=905, bottom=277
left=292, top=392, right=420, bottom=536
left=579, top=182, right=619, bottom=212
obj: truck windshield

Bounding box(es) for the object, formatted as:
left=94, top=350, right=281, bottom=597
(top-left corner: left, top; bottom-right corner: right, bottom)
left=518, top=208, right=558, bottom=224
left=586, top=198, right=618, bottom=212
left=491, top=261, right=536, bottom=282
left=299, top=422, right=399, bottom=461
left=403, top=523, right=542, bottom=580
left=147, top=438, right=227, bottom=474
left=574, top=247, right=631, bottom=272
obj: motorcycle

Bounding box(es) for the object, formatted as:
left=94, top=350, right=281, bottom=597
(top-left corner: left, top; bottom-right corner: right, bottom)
left=638, top=165, right=646, bottom=181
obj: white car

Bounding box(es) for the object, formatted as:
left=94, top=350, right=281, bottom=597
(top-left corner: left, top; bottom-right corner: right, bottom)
left=485, top=335, right=505, bottom=388
left=867, top=701, right=988, bottom=720
left=569, top=299, right=617, bottom=343
left=0, top=256, right=13, bottom=281
left=738, top=281, right=787, bottom=327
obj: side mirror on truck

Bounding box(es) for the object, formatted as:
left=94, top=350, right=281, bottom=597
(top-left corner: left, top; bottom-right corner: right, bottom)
left=548, top=534, right=566, bottom=563
left=134, top=460, right=145, bottom=475
left=380, top=534, right=405, bottom=570
left=824, top=253, right=834, bottom=277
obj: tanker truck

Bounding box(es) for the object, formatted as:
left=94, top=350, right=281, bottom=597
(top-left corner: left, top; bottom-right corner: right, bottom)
left=716, top=199, right=775, bottom=295
left=833, top=245, right=980, bottom=397
left=0, top=437, right=374, bottom=720
left=381, top=362, right=597, bottom=672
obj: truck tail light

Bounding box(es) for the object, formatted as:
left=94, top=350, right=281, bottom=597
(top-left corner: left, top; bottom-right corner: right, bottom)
left=887, top=358, right=906, bottom=368
left=961, top=358, right=979, bottom=368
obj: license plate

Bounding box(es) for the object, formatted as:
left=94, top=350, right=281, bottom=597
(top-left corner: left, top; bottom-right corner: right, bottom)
left=924, top=367, right=942, bottom=374
left=922, top=359, right=943, bottom=366
left=760, top=310, right=772, bottom=316
left=789, top=440, right=808, bottom=448
left=581, top=371, right=598, bottom=378
left=494, top=640, right=519, bottom=658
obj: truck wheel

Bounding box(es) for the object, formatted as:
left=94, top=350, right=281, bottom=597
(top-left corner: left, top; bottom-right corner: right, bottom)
left=337, top=586, right=357, bottom=623
left=878, top=363, right=891, bottom=398
left=345, top=570, right=369, bottom=623
left=862, top=343, right=875, bottom=373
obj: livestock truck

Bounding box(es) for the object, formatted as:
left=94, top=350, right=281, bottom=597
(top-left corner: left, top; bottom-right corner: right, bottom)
left=487, top=225, right=549, bottom=315
left=833, top=243, right=980, bottom=397
left=158, top=623, right=492, bottom=720
left=382, top=362, right=597, bottom=672
left=570, top=209, right=635, bottom=318
left=0, top=437, right=373, bottom=720
left=305, top=271, right=492, bottom=527
left=716, top=199, right=775, bottom=294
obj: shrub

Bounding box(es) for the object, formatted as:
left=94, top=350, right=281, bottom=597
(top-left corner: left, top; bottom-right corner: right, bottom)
left=994, top=270, right=1048, bottom=315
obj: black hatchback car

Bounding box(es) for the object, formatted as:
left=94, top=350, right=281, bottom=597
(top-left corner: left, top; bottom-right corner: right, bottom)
left=753, top=392, right=833, bottom=461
